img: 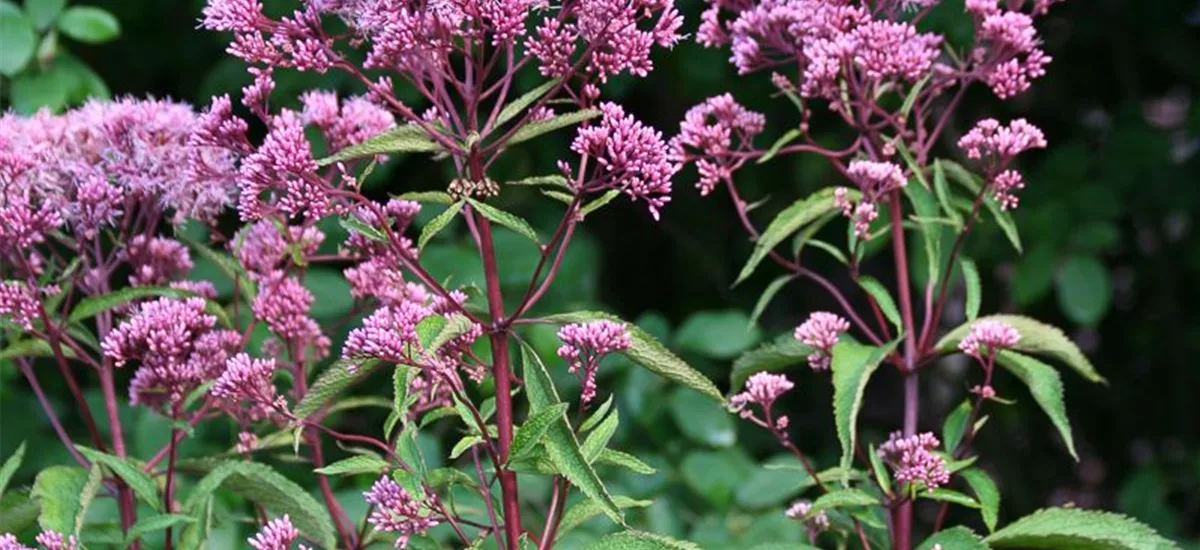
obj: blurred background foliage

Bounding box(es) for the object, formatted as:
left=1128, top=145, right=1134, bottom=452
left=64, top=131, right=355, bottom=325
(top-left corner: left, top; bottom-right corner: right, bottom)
left=1, top=0, right=1199, bottom=547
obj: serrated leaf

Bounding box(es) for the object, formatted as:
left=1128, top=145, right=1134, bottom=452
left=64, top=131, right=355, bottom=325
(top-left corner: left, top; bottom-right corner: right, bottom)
left=808, top=488, right=879, bottom=517
left=505, top=108, right=599, bottom=146
left=581, top=408, right=620, bottom=461
left=858, top=275, right=902, bottom=330
left=56, top=6, right=119, bottom=43
left=545, top=311, right=723, bottom=403
left=962, top=257, right=982, bottom=321
left=579, top=189, right=621, bottom=218
left=124, top=514, right=197, bottom=547
left=74, top=465, right=103, bottom=536
left=985, top=507, right=1180, bottom=550
left=961, top=468, right=1000, bottom=532
left=736, top=187, right=857, bottom=285
left=595, top=449, right=656, bottom=475
left=994, top=351, right=1079, bottom=461
left=730, top=335, right=813, bottom=390
left=943, top=399, right=972, bottom=455
left=313, top=455, right=390, bottom=476
left=466, top=198, right=540, bottom=245
left=918, top=526, right=989, bottom=550
left=76, top=446, right=161, bottom=510
left=902, top=177, right=945, bottom=284
left=580, top=395, right=614, bottom=433
left=318, top=124, right=443, bottom=166
left=293, top=359, right=381, bottom=420
left=418, top=201, right=465, bottom=251
left=541, top=189, right=576, bottom=204
left=184, top=461, right=338, bottom=549
left=520, top=343, right=623, bottom=524
left=494, top=79, right=559, bottom=129
left=385, top=365, right=417, bottom=437
left=757, top=128, right=800, bottom=164
left=749, top=275, right=794, bottom=328
left=509, top=403, right=569, bottom=462
left=922, top=488, right=981, bottom=508
left=31, top=466, right=89, bottom=534
left=583, top=530, right=701, bottom=550
left=68, top=285, right=230, bottom=326
left=557, top=497, right=653, bottom=540
left=832, top=340, right=899, bottom=473
left=177, top=496, right=214, bottom=550
left=937, top=314, right=1105, bottom=384
left=0, top=442, right=25, bottom=498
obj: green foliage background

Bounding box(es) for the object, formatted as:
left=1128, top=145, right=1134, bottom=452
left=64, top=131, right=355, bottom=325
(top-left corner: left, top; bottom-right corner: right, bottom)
left=1, top=0, right=1198, bottom=547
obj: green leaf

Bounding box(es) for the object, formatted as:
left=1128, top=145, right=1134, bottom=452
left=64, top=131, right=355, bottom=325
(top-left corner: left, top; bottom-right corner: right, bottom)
left=449, top=435, right=483, bottom=459
left=75, top=446, right=162, bottom=510
left=595, top=449, right=656, bottom=475
left=507, top=174, right=570, bottom=189
left=509, top=402, right=570, bottom=462
left=579, top=189, right=621, bottom=218
left=918, top=526, right=989, bottom=550
left=541, top=189, right=576, bottom=204
left=961, top=468, right=1000, bottom=532
left=24, top=0, right=65, bottom=30
left=962, top=257, right=982, bottom=321
left=313, top=455, right=390, bottom=476
left=901, top=169, right=945, bottom=283
left=583, top=530, right=701, bottom=550
left=339, top=214, right=386, bottom=243
left=675, top=310, right=762, bottom=360
left=832, top=340, right=899, bottom=472
left=124, top=514, right=197, bottom=547
left=418, top=201, right=465, bottom=251
left=68, top=286, right=230, bottom=327
left=922, top=488, right=980, bottom=508
left=857, top=275, right=902, bottom=330
left=0, top=2, right=36, bottom=75
left=985, top=507, right=1180, bottom=550
left=868, top=443, right=893, bottom=498
left=994, top=351, right=1079, bottom=461
left=580, top=395, right=614, bottom=433
left=183, top=236, right=257, bottom=305
left=556, top=497, right=653, bottom=540
left=545, top=311, right=724, bottom=403
left=942, top=399, right=972, bottom=455
left=394, top=190, right=455, bottom=204
left=0, top=490, right=41, bottom=535
left=932, top=160, right=963, bottom=228
left=177, top=496, right=214, bottom=550
left=73, top=465, right=103, bottom=537
left=668, top=388, right=736, bottom=448
left=0, top=339, right=76, bottom=361
left=941, top=159, right=1022, bottom=253
left=56, top=6, right=119, bottom=43
left=937, top=314, right=1106, bottom=384
left=900, top=75, right=930, bottom=118
left=31, top=466, right=89, bottom=534
left=184, top=461, right=338, bottom=550
left=520, top=343, right=623, bottom=524
left=0, top=442, right=25, bottom=498
left=293, top=359, right=381, bottom=420
left=1056, top=255, right=1112, bottom=326
left=385, top=365, right=417, bottom=437
left=494, top=79, right=559, bottom=129
left=466, top=198, right=540, bottom=245
left=808, top=488, right=879, bottom=517
left=749, top=275, right=794, bottom=328
left=318, top=124, right=443, bottom=166
left=581, top=407, right=620, bottom=462
left=757, top=128, right=800, bottom=164
left=730, top=335, right=813, bottom=390
left=736, top=187, right=857, bottom=286
left=504, top=108, right=599, bottom=146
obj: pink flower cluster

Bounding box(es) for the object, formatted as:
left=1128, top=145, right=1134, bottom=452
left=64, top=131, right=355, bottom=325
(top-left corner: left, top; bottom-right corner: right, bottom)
left=300, top=91, right=396, bottom=154
left=834, top=160, right=908, bottom=238
left=969, top=3, right=1053, bottom=99
left=784, top=499, right=830, bottom=533
left=730, top=372, right=794, bottom=429
left=569, top=103, right=679, bottom=219
left=362, top=476, right=441, bottom=548
left=248, top=515, right=311, bottom=550
left=0, top=281, right=40, bottom=331
left=556, top=320, right=632, bottom=404
left=671, top=94, right=766, bottom=195
left=101, top=298, right=242, bottom=409
left=958, top=118, right=1047, bottom=209
left=793, top=311, right=851, bottom=370
left=527, top=0, right=682, bottom=81
left=958, top=320, right=1021, bottom=360
left=253, top=275, right=330, bottom=360
left=122, top=236, right=193, bottom=287
left=878, top=431, right=951, bottom=490
left=212, top=353, right=286, bottom=422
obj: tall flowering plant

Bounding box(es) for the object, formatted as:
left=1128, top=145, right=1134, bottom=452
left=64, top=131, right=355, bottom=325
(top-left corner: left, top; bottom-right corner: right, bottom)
left=677, top=0, right=1180, bottom=549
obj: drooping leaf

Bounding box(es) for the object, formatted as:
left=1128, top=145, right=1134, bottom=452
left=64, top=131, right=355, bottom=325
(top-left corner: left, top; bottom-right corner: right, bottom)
left=293, top=359, right=381, bottom=420
left=466, top=198, right=540, bottom=245
left=418, top=201, right=465, bottom=251
left=31, top=466, right=89, bottom=534
left=313, top=455, right=390, bottom=476
left=56, top=6, right=119, bottom=43
left=807, top=488, right=879, bottom=517
left=76, top=446, right=162, bottom=510
left=730, top=335, right=813, bottom=390
left=868, top=443, right=893, bottom=498
left=520, top=343, right=623, bottom=524
left=961, top=468, right=1001, bottom=532
left=579, top=189, right=621, bottom=218
left=583, top=530, right=701, bottom=550
left=936, top=314, right=1105, bottom=384
left=961, top=257, right=982, bottom=321
left=940, top=159, right=1022, bottom=253
left=73, top=465, right=103, bottom=536
left=545, top=311, right=724, bottom=403
left=556, top=496, right=653, bottom=540
left=0, top=490, right=41, bottom=536
left=736, top=187, right=857, bottom=285
left=932, top=160, right=964, bottom=228
left=449, top=435, right=483, bottom=459
left=493, top=79, right=559, bottom=129
left=994, top=351, right=1079, bottom=461
left=984, top=507, right=1180, bottom=550
left=504, top=108, right=599, bottom=146
left=184, top=461, right=338, bottom=549
left=857, top=275, right=902, bottom=331
left=318, top=124, right=443, bottom=166
left=0, top=442, right=25, bottom=498
left=509, top=402, right=570, bottom=462
left=942, top=399, right=973, bottom=455
left=918, top=526, right=989, bottom=550
left=832, top=340, right=899, bottom=472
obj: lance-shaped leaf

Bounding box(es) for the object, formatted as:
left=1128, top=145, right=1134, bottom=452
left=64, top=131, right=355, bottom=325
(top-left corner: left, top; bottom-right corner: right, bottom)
left=940, top=159, right=1022, bottom=253
left=942, top=399, right=973, bottom=455
left=937, top=314, right=1105, bottom=384
left=994, top=350, right=1079, bottom=460
left=394, top=190, right=455, bottom=204
left=921, top=488, right=980, bottom=508
left=418, top=201, right=465, bottom=252
left=466, top=197, right=540, bottom=245
left=493, top=79, right=560, bottom=129
left=961, top=468, right=1000, bottom=532
left=545, top=311, right=723, bottom=403
left=509, top=402, right=570, bottom=462
left=583, top=530, right=701, bottom=550
left=581, top=408, right=619, bottom=462
left=730, top=335, right=813, bottom=390
left=595, top=449, right=656, bottom=475
left=313, top=455, right=390, bottom=476
left=124, top=514, right=197, bottom=547
left=918, top=527, right=989, bottom=550
left=68, top=286, right=230, bottom=327
left=807, top=488, right=880, bottom=517
left=832, top=340, right=899, bottom=472
left=857, top=275, right=902, bottom=331
left=984, top=507, right=1180, bottom=550
left=75, top=447, right=162, bottom=510
left=292, top=359, right=382, bottom=420
left=318, top=124, right=443, bottom=166
left=556, top=497, right=653, bottom=541
left=736, top=187, right=858, bottom=286
left=749, top=275, right=794, bottom=328
left=521, top=343, right=623, bottom=524
left=0, top=442, right=25, bottom=498
left=961, top=257, right=982, bottom=321
left=0, top=339, right=76, bottom=361
left=504, top=108, right=599, bottom=147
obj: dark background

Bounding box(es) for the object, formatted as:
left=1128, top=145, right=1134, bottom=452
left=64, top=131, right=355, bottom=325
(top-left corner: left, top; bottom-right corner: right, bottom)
left=1, top=0, right=1198, bottom=547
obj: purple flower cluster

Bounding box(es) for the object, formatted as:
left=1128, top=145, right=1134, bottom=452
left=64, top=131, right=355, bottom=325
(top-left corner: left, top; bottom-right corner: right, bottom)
left=248, top=515, right=311, bottom=550
left=569, top=103, right=679, bottom=219
left=556, top=320, right=633, bottom=404
left=794, top=311, right=851, bottom=370
left=0, top=281, right=40, bottom=331
left=253, top=275, right=330, bottom=361
left=362, top=476, right=441, bottom=548
left=122, top=236, right=193, bottom=287
left=835, top=161, right=908, bottom=238
left=958, top=119, right=1047, bottom=209
left=212, top=353, right=285, bottom=422
left=879, top=431, right=951, bottom=490
left=528, top=0, right=682, bottom=81
left=969, top=3, right=1053, bottom=99
left=300, top=91, right=396, bottom=154
left=671, top=94, right=766, bottom=195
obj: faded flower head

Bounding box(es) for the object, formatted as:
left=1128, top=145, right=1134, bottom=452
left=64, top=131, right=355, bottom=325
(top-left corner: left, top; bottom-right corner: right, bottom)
left=794, top=311, right=850, bottom=370
left=556, top=320, right=632, bottom=404
left=958, top=320, right=1021, bottom=359
left=362, top=476, right=441, bottom=548
left=879, top=431, right=950, bottom=490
